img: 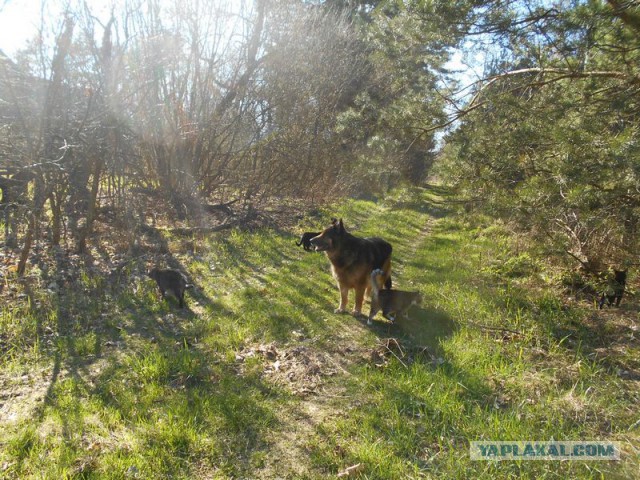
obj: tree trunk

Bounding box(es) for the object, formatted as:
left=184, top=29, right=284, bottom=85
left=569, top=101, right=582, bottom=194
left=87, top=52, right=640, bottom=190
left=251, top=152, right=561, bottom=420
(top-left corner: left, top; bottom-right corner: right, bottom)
left=49, top=192, right=61, bottom=246
left=17, top=213, right=35, bottom=276
left=77, top=158, right=103, bottom=254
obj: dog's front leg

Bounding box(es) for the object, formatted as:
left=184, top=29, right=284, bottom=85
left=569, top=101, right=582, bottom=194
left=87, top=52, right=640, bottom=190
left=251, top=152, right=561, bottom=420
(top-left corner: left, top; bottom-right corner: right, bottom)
left=335, top=286, right=349, bottom=314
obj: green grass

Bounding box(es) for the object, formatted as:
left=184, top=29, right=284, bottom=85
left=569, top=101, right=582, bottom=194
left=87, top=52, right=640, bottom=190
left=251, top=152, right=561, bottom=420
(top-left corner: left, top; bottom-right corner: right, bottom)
left=0, top=186, right=638, bottom=479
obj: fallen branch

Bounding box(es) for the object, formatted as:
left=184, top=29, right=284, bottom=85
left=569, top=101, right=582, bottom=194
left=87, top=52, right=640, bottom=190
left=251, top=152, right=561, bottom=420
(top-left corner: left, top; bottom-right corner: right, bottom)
left=203, top=198, right=239, bottom=214
left=168, top=220, right=240, bottom=236
left=463, top=320, right=524, bottom=336
left=337, top=463, right=363, bottom=478
left=380, top=338, right=409, bottom=369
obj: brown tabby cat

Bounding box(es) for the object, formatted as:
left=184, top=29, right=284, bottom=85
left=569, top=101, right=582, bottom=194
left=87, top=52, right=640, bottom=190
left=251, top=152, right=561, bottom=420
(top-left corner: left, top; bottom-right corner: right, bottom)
left=368, top=269, right=421, bottom=325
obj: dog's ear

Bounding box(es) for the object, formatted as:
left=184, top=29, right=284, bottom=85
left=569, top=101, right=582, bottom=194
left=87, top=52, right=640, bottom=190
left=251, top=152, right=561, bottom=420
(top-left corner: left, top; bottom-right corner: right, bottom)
left=331, top=217, right=338, bottom=225
left=338, top=218, right=345, bottom=233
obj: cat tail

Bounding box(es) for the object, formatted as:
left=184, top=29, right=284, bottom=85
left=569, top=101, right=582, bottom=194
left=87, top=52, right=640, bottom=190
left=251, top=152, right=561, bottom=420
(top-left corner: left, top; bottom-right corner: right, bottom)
left=370, top=269, right=385, bottom=298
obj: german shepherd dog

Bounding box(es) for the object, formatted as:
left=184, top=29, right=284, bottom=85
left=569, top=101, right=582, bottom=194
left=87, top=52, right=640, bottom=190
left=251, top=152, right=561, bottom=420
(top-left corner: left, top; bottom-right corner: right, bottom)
left=368, top=269, right=421, bottom=325
left=310, top=218, right=392, bottom=317
left=598, top=269, right=627, bottom=309
left=296, top=231, right=320, bottom=251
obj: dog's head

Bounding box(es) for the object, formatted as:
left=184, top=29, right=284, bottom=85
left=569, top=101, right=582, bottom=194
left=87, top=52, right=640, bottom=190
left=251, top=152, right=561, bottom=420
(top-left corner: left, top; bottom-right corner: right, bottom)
left=310, top=218, right=345, bottom=252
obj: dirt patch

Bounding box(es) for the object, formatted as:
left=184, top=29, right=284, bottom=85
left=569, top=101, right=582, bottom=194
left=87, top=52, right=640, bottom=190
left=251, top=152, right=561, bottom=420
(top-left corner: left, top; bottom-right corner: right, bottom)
left=369, top=337, right=443, bottom=369
left=235, top=336, right=364, bottom=478
left=0, top=368, right=50, bottom=424
left=235, top=335, right=443, bottom=396
left=234, top=335, right=449, bottom=477
left=236, top=341, right=350, bottom=397
left=0, top=350, right=122, bottom=426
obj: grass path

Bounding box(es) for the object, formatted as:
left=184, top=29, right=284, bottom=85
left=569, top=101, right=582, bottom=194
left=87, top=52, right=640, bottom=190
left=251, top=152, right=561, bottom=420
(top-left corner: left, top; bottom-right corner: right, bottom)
left=0, top=186, right=638, bottom=479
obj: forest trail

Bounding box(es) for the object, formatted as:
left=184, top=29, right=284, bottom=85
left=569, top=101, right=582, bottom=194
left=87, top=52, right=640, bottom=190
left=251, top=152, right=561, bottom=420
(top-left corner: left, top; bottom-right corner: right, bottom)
left=0, top=187, right=638, bottom=479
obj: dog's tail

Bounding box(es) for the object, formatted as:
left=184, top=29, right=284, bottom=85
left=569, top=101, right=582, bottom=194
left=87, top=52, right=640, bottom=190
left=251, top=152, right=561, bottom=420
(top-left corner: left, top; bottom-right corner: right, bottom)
left=295, top=240, right=302, bottom=246
left=370, top=269, right=385, bottom=299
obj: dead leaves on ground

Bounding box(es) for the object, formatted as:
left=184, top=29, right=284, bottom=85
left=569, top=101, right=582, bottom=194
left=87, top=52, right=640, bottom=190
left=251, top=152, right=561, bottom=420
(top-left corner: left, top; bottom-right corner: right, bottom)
left=235, top=336, right=445, bottom=398
left=235, top=341, right=340, bottom=397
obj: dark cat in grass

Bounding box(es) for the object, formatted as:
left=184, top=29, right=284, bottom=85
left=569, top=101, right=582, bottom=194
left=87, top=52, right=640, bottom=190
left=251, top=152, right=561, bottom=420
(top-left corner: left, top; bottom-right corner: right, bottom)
left=598, top=269, right=627, bottom=309
left=296, top=231, right=321, bottom=251
left=148, top=268, right=192, bottom=308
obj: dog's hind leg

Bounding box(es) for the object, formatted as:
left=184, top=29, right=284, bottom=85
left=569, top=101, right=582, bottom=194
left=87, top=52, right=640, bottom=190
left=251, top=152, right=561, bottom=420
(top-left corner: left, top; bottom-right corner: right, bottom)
left=353, top=286, right=366, bottom=317
left=335, top=286, right=349, bottom=314
left=364, top=283, right=372, bottom=301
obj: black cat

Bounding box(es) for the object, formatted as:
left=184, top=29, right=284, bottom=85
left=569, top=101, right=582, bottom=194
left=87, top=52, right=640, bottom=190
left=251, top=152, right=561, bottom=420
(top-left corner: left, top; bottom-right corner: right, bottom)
left=296, top=231, right=320, bottom=251
left=148, top=268, right=192, bottom=308
left=598, top=269, right=627, bottom=309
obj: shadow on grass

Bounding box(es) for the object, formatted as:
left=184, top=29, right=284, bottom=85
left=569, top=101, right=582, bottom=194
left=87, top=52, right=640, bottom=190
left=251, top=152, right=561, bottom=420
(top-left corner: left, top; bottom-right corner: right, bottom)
left=7, top=224, right=291, bottom=478
left=387, top=184, right=455, bottom=219
left=88, top=348, right=283, bottom=477
left=537, top=299, right=640, bottom=379
left=367, top=306, right=457, bottom=356
left=13, top=189, right=610, bottom=478
left=230, top=256, right=338, bottom=343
